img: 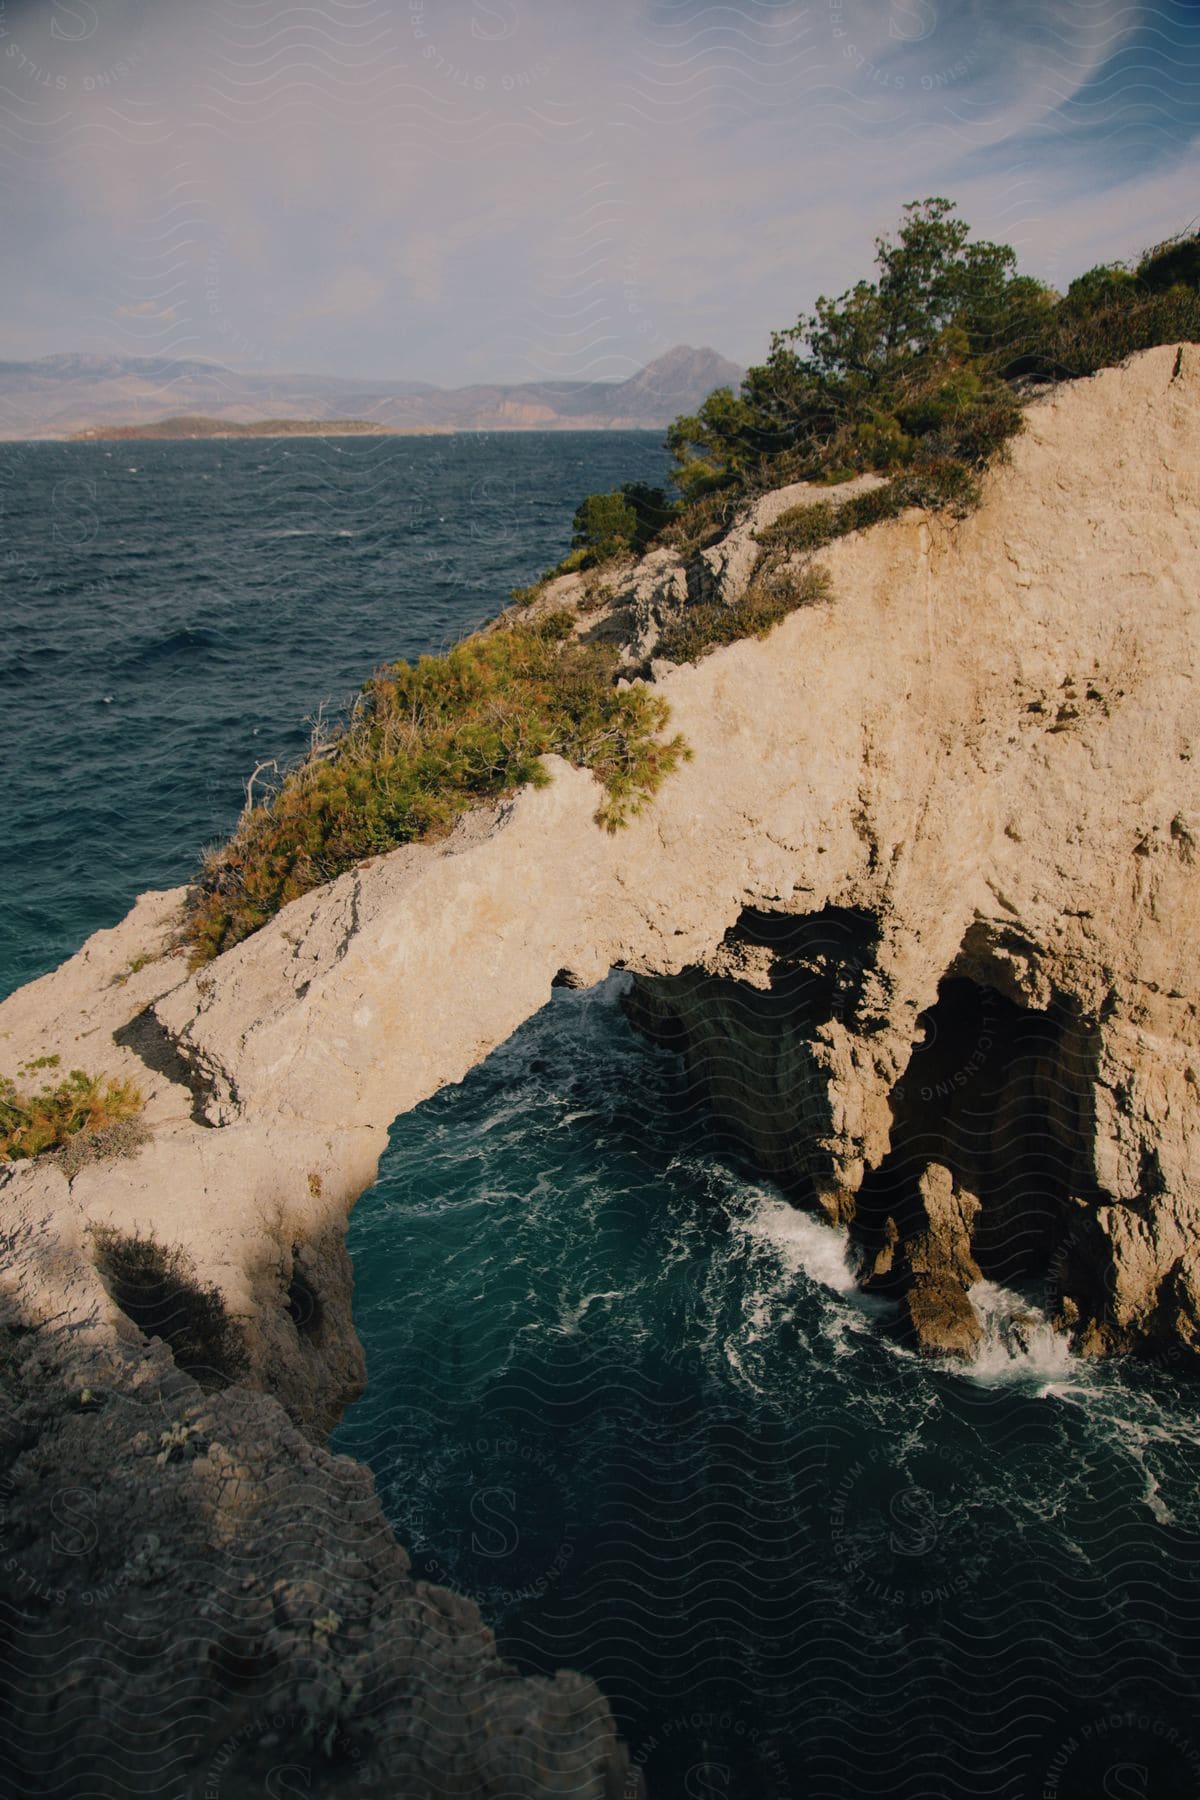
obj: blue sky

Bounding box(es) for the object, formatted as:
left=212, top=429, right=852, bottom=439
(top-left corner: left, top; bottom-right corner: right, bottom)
left=1, top=0, right=1198, bottom=383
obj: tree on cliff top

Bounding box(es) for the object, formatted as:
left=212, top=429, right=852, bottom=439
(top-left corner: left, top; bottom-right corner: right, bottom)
left=666, top=199, right=1047, bottom=498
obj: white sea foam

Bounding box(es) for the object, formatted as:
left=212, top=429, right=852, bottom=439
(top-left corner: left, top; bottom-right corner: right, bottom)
left=550, top=1289, right=624, bottom=1337
left=738, top=1193, right=858, bottom=1294
left=965, top=1279, right=1076, bottom=1383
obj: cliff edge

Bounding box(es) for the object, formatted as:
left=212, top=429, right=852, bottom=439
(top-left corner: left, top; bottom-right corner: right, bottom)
left=1, top=344, right=1198, bottom=1791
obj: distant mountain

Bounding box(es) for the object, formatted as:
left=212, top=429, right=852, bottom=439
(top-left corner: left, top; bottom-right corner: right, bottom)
left=612, top=344, right=742, bottom=406
left=0, top=346, right=744, bottom=439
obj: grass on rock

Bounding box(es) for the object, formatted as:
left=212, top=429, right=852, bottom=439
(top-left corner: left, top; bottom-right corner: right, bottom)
left=655, top=567, right=832, bottom=665
left=187, top=612, right=688, bottom=962
left=0, top=1058, right=144, bottom=1164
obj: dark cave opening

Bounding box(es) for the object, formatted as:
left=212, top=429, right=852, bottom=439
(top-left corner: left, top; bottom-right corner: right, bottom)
left=856, top=975, right=1090, bottom=1286
left=622, top=904, right=884, bottom=1205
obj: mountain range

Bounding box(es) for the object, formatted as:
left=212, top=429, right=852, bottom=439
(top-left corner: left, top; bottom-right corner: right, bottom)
left=0, top=345, right=744, bottom=440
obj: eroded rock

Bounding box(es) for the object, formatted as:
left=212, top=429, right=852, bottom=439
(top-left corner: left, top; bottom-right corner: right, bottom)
left=1, top=346, right=1199, bottom=1785
left=902, top=1274, right=984, bottom=1360
left=0, top=1221, right=630, bottom=1800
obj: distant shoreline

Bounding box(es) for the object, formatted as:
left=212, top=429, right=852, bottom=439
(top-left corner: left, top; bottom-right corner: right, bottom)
left=67, top=416, right=401, bottom=441
left=2, top=423, right=667, bottom=444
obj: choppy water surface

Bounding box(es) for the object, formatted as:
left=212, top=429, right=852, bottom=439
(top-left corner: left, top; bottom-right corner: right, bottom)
left=0, top=432, right=666, bottom=996
left=334, top=978, right=1200, bottom=1799
left=4, top=437, right=1198, bottom=1800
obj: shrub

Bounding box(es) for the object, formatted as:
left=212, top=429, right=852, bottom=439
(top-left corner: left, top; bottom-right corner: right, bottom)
left=571, top=489, right=638, bottom=562
left=0, top=1060, right=143, bottom=1164
left=1026, top=283, right=1200, bottom=381
left=664, top=200, right=1199, bottom=522
left=511, top=485, right=678, bottom=599
left=656, top=567, right=831, bottom=665
left=755, top=499, right=840, bottom=556
left=1141, top=236, right=1200, bottom=293
left=56, top=1115, right=150, bottom=1180
left=91, top=1227, right=247, bottom=1386
left=568, top=482, right=678, bottom=568
left=658, top=485, right=743, bottom=556
left=186, top=614, right=688, bottom=961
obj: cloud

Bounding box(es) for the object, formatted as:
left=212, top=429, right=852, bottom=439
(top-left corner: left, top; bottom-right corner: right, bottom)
left=300, top=268, right=387, bottom=323
left=1, top=0, right=1196, bottom=379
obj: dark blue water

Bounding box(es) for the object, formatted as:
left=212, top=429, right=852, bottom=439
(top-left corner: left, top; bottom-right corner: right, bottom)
left=5, top=438, right=1199, bottom=1800
left=0, top=432, right=667, bottom=998
left=333, top=978, right=1200, bottom=1800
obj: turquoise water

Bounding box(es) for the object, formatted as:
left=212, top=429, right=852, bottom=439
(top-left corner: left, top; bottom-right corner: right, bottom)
left=4, top=437, right=1198, bottom=1800
left=333, top=977, right=1200, bottom=1800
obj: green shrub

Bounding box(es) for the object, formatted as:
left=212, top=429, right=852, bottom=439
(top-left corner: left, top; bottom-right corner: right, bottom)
left=187, top=614, right=688, bottom=961
left=511, top=484, right=678, bottom=598
left=568, top=482, right=678, bottom=568
left=663, top=201, right=1199, bottom=530
left=571, top=489, right=639, bottom=562
left=656, top=567, right=831, bottom=665
left=0, top=1060, right=143, bottom=1163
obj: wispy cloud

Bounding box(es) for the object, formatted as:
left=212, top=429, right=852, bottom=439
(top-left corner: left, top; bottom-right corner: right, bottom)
left=0, top=0, right=1196, bottom=380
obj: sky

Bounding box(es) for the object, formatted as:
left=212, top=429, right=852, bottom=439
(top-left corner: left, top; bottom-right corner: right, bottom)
left=2, top=0, right=1199, bottom=385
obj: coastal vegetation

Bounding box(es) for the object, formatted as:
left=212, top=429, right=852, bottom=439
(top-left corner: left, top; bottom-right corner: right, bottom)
left=570, top=199, right=1200, bottom=565
left=186, top=201, right=1200, bottom=962
left=186, top=614, right=688, bottom=961
left=0, top=1057, right=144, bottom=1166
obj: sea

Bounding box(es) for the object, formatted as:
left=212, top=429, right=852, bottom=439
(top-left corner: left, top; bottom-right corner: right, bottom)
left=3, top=434, right=1198, bottom=1800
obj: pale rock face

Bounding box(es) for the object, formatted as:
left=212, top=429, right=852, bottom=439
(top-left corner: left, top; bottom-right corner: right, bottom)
left=693, top=471, right=886, bottom=608
left=6, top=343, right=1200, bottom=1361
left=2, top=344, right=1199, bottom=1785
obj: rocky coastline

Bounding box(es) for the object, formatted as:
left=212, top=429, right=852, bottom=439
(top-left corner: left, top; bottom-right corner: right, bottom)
left=1, top=344, right=1198, bottom=1792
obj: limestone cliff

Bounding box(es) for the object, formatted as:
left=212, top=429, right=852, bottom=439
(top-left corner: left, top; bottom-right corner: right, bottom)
left=1, top=344, right=1198, bottom=1791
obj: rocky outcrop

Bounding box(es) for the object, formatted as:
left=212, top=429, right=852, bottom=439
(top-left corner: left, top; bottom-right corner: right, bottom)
left=0, top=1223, right=626, bottom=1800
left=2, top=344, right=1200, bottom=1789
left=507, top=471, right=885, bottom=666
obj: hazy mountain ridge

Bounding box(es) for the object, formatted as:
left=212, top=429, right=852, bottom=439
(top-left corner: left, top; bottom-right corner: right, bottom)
left=0, top=346, right=743, bottom=439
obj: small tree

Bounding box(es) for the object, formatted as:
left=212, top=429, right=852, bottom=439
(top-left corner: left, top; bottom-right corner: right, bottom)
left=571, top=490, right=637, bottom=560
left=570, top=483, right=676, bottom=563
left=668, top=198, right=1045, bottom=493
